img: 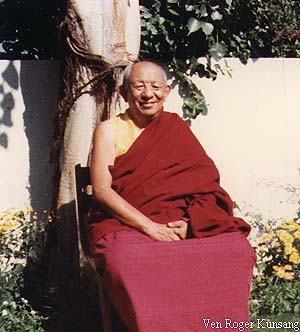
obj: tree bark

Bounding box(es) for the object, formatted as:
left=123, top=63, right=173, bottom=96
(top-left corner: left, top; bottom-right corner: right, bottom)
left=49, top=1, right=140, bottom=330
left=57, top=0, right=140, bottom=212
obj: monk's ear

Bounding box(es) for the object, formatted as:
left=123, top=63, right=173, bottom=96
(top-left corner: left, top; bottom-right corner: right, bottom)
left=119, top=85, right=128, bottom=102
left=163, top=85, right=171, bottom=99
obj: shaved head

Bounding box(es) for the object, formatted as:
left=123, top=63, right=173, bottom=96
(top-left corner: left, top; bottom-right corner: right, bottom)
left=122, top=61, right=168, bottom=92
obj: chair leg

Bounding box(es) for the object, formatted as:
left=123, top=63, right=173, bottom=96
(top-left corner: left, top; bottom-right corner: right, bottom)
left=98, top=279, right=113, bottom=332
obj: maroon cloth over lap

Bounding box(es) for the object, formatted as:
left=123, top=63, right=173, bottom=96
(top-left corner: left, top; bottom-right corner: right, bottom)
left=94, top=231, right=255, bottom=332
left=88, top=111, right=251, bottom=248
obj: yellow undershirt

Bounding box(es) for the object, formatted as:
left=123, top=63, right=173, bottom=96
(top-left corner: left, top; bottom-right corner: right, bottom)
left=111, top=110, right=143, bottom=158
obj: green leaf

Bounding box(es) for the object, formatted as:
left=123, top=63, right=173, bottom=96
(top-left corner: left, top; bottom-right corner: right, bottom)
left=167, top=0, right=178, bottom=3
left=142, top=13, right=153, bottom=20
left=168, top=8, right=180, bottom=16
left=158, top=16, right=165, bottom=25
left=199, top=3, right=208, bottom=17
left=209, top=42, right=227, bottom=61
left=185, top=5, right=194, bottom=12
left=151, top=26, right=158, bottom=35
left=187, top=17, right=201, bottom=34
left=211, top=11, right=223, bottom=21
left=225, top=0, right=232, bottom=6
left=233, top=201, right=240, bottom=210
left=200, top=22, right=214, bottom=36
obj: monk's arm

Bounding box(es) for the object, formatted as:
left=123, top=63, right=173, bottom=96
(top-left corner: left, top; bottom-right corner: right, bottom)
left=90, top=121, right=183, bottom=241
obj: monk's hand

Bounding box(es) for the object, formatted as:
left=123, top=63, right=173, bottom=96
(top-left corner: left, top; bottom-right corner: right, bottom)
left=167, top=220, right=188, bottom=240
left=144, top=222, right=181, bottom=242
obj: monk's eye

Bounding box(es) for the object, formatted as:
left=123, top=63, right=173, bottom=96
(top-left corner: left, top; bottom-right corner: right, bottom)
left=152, top=84, right=163, bottom=90
left=133, top=85, right=144, bottom=90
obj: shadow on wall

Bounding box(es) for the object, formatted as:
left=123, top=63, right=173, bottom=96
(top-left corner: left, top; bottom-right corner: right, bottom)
left=0, top=61, right=18, bottom=148
left=20, top=60, right=61, bottom=215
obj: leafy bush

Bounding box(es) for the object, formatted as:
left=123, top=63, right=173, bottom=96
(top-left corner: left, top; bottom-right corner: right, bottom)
left=140, top=0, right=300, bottom=120
left=0, top=207, right=47, bottom=332
left=140, top=0, right=238, bottom=121
left=250, top=217, right=300, bottom=317
left=233, top=0, right=300, bottom=58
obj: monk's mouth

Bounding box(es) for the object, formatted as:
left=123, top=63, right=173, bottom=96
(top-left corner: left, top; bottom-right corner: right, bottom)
left=140, top=102, right=155, bottom=108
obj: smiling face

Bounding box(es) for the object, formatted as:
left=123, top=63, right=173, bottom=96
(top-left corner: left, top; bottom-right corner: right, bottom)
left=120, top=62, right=171, bottom=127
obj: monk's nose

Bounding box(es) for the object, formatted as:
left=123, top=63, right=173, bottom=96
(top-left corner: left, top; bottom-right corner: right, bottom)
left=142, top=86, right=154, bottom=98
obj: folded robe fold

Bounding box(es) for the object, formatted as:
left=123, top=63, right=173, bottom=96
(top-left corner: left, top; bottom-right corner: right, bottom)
left=88, top=111, right=250, bottom=250
left=94, top=231, right=256, bottom=332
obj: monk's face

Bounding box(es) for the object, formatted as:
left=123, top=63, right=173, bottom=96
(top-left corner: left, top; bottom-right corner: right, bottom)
left=123, top=62, right=171, bottom=121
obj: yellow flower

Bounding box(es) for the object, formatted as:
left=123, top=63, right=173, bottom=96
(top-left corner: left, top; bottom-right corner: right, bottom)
left=0, top=206, right=47, bottom=235
left=284, top=243, right=294, bottom=255
left=276, top=230, right=294, bottom=244
left=0, top=207, right=31, bottom=235
left=281, top=218, right=300, bottom=232
left=289, top=252, right=300, bottom=265
left=260, top=233, right=273, bottom=243
left=280, top=218, right=292, bottom=224
left=273, top=265, right=290, bottom=279
left=258, top=246, right=266, bottom=254
left=0, top=219, right=21, bottom=234
left=293, top=221, right=300, bottom=230
left=285, top=224, right=298, bottom=232
left=294, top=230, right=300, bottom=240
left=25, top=205, right=33, bottom=213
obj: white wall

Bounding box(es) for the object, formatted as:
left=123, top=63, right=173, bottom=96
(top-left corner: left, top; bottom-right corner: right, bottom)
left=1, top=58, right=300, bottom=222
left=0, top=61, right=29, bottom=210
left=0, top=60, right=61, bottom=215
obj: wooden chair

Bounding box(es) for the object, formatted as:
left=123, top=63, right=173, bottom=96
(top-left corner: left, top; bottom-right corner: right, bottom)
left=74, top=164, right=112, bottom=332
left=74, top=164, right=93, bottom=257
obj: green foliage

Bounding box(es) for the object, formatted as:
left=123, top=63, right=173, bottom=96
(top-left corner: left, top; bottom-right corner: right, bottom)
left=140, top=0, right=300, bottom=120
left=0, top=207, right=47, bottom=332
left=233, top=0, right=300, bottom=57
left=251, top=277, right=300, bottom=317
left=140, top=0, right=239, bottom=120
left=250, top=218, right=300, bottom=317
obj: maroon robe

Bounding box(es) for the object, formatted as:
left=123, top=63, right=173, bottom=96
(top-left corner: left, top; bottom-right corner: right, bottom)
left=88, top=111, right=250, bottom=249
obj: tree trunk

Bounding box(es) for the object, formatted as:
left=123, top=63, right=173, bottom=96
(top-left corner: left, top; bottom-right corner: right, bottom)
left=49, top=1, right=140, bottom=330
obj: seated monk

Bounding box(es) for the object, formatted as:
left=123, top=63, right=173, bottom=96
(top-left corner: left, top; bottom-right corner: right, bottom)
left=88, top=61, right=256, bottom=332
